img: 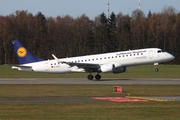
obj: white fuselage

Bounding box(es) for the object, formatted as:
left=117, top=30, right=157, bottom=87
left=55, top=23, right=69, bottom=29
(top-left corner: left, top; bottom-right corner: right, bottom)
left=15, top=48, right=174, bottom=74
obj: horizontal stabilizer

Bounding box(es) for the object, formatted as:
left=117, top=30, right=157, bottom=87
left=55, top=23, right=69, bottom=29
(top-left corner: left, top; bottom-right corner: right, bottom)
left=12, top=65, right=32, bottom=71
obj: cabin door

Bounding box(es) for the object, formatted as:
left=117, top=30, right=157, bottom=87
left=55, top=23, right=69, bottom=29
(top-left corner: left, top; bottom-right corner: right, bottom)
left=149, top=51, right=153, bottom=59
left=44, top=62, right=48, bottom=71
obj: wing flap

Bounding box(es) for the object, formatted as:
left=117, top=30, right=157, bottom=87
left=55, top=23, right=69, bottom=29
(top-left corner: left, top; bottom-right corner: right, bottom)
left=69, top=62, right=100, bottom=72
left=69, top=62, right=99, bottom=69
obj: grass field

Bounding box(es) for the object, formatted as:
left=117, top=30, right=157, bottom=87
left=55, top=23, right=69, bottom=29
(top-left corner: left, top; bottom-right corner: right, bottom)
left=1, top=102, right=180, bottom=120
left=0, top=65, right=180, bottom=120
left=0, top=85, right=180, bottom=98
left=0, top=85, right=180, bottom=120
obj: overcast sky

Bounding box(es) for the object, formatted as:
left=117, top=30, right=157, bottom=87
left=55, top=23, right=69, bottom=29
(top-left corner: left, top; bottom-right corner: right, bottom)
left=0, top=0, right=180, bottom=19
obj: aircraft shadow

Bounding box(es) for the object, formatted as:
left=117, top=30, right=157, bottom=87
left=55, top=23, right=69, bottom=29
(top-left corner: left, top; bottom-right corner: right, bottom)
left=96, top=78, right=133, bottom=81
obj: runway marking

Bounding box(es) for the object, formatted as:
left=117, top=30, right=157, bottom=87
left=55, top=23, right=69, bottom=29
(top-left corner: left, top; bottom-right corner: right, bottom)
left=92, top=96, right=172, bottom=102
left=127, top=96, right=171, bottom=102
left=92, top=97, right=150, bottom=102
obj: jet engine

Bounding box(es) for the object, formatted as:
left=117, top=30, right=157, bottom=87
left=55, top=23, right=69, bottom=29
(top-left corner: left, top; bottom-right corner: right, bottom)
left=100, top=64, right=114, bottom=73
left=32, top=64, right=45, bottom=72
left=113, top=67, right=126, bottom=74
left=100, top=64, right=126, bottom=73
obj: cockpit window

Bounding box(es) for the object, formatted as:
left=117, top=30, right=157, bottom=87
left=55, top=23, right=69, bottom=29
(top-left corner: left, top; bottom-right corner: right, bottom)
left=157, top=49, right=166, bottom=53
left=157, top=50, right=161, bottom=53
left=162, top=50, right=165, bottom=52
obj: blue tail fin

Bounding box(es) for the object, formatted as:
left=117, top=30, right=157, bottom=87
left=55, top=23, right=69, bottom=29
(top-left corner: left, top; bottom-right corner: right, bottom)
left=12, top=40, right=44, bottom=64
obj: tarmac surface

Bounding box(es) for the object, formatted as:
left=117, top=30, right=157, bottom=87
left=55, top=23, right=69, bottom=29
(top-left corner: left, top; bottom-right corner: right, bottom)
left=0, top=78, right=180, bottom=103
left=0, top=96, right=179, bottom=103
left=0, top=78, right=180, bottom=85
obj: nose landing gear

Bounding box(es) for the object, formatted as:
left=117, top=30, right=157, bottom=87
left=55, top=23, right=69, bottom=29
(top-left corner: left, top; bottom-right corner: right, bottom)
left=154, top=63, right=159, bottom=72
left=155, top=67, right=159, bottom=72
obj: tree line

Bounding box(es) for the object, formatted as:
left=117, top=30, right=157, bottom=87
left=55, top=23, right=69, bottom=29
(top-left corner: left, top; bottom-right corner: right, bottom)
left=0, top=6, right=179, bottom=64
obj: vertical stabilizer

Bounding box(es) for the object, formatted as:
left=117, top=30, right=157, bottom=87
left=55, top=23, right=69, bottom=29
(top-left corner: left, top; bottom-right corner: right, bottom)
left=12, top=40, right=43, bottom=64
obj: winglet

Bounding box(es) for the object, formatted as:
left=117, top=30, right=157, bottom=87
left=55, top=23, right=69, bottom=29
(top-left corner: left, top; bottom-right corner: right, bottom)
left=52, top=54, right=58, bottom=60
left=52, top=54, right=67, bottom=63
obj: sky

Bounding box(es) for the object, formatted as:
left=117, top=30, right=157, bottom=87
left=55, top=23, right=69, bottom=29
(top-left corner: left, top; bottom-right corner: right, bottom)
left=0, top=0, right=180, bottom=19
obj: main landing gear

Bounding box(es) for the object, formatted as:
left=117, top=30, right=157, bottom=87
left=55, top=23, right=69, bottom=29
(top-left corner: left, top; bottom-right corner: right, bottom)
left=87, top=73, right=101, bottom=80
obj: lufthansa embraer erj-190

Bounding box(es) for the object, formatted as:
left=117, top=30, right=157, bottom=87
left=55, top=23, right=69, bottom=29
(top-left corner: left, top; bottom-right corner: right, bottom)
left=12, top=40, right=175, bottom=80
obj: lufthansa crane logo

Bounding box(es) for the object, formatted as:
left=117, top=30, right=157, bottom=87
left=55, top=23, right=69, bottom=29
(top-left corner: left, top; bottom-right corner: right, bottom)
left=17, top=47, right=27, bottom=57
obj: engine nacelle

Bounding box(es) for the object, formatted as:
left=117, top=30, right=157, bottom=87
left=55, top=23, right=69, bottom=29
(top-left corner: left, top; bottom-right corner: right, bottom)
left=113, top=67, right=126, bottom=74
left=99, top=64, right=126, bottom=73
left=32, top=64, right=45, bottom=72
left=100, top=64, right=114, bottom=73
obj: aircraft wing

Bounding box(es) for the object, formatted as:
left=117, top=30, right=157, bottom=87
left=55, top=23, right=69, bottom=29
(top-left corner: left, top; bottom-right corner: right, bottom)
left=52, top=54, right=100, bottom=72
left=69, top=63, right=100, bottom=72
left=69, top=62, right=100, bottom=68
left=67, top=62, right=100, bottom=72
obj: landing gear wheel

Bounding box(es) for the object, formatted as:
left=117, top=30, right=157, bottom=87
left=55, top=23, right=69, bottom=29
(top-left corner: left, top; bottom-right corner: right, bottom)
left=154, top=63, right=159, bottom=72
left=87, top=74, right=93, bottom=80
left=155, top=68, right=159, bottom=72
left=95, top=74, right=101, bottom=80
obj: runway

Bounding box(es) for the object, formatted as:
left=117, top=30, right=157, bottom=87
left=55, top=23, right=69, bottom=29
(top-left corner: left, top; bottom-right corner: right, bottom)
left=0, top=78, right=180, bottom=103
left=0, top=78, right=180, bottom=85
left=0, top=96, right=180, bottom=103
left=0, top=97, right=100, bottom=103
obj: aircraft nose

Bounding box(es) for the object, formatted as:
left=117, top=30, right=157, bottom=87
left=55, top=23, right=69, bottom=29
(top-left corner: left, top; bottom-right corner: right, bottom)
left=167, top=53, right=175, bottom=61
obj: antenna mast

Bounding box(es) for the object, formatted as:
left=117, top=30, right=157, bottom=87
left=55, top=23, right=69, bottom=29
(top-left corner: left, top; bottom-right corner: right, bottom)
left=138, top=0, right=141, bottom=12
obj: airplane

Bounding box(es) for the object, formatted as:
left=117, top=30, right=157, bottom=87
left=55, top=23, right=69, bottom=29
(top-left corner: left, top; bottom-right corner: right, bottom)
left=11, top=40, right=175, bottom=80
